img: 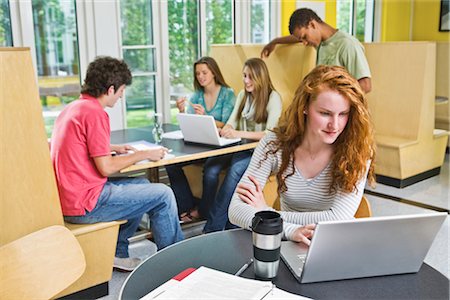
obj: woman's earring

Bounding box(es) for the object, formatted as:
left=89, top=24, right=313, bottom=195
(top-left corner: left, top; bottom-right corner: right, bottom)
left=303, top=110, right=307, bottom=115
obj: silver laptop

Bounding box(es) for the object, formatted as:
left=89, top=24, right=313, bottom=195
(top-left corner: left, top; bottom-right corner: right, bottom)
left=280, top=213, right=446, bottom=283
left=177, top=113, right=241, bottom=147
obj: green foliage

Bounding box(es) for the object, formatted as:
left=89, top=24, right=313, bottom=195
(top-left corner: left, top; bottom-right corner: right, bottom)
left=337, top=0, right=351, bottom=33
left=0, top=0, right=12, bottom=46
left=32, top=0, right=78, bottom=76
left=121, top=0, right=153, bottom=45
left=206, top=0, right=232, bottom=48
left=251, top=3, right=264, bottom=40
left=337, top=0, right=368, bottom=42
left=167, top=0, right=199, bottom=90
left=355, top=1, right=367, bottom=42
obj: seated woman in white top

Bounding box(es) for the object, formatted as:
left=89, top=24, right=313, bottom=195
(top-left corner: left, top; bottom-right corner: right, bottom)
left=228, top=65, right=376, bottom=244
left=203, top=58, right=282, bottom=233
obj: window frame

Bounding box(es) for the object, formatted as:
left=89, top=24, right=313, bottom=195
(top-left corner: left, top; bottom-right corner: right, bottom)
left=6, top=0, right=283, bottom=129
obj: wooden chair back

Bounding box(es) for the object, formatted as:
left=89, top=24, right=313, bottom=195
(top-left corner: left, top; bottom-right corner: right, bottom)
left=364, top=42, right=436, bottom=142
left=354, top=196, right=372, bottom=218
left=1, top=48, right=64, bottom=246
left=210, top=44, right=316, bottom=114
left=0, top=225, right=86, bottom=299
left=436, top=42, right=449, bottom=100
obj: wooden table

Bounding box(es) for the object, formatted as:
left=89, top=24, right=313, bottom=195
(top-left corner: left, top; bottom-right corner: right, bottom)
left=110, top=125, right=258, bottom=180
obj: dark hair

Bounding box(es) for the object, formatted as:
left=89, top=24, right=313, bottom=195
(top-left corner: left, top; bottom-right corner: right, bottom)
left=193, top=56, right=229, bottom=91
left=81, top=56, right=132, bottom=97
left=288, top=8, right=323, bottom=34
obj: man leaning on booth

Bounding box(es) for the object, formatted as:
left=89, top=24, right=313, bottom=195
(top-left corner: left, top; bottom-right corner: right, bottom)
left=261, top=8, right=372, bottom=94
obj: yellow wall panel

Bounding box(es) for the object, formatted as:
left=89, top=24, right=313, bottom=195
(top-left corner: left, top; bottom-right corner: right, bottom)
left=412, top=0, right=450, bottom=41
left=381, top=0, right=412, bottom=41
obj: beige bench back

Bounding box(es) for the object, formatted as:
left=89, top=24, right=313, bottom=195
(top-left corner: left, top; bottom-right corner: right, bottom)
left=210, top=44, right=316, bottom=113
left=364, top=42, right=436, bottom=143
left=436, top=42, right=449, bottom=100
left=0, top=48, right=64, bottom=246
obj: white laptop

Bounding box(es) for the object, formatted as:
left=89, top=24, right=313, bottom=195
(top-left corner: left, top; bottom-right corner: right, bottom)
left=177, top=113, right=241, bottom=147
left=280, top=213, right=446, bottom=283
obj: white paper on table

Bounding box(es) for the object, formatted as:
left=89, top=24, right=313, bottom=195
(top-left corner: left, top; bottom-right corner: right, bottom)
left=154, top=267, right=272, bottom=300
left=161, top=130, right=184, bottom=139
left=118, top=140, right=175, bottom=164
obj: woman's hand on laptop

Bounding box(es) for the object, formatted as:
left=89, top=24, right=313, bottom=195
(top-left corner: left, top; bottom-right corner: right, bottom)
left=220, top=125, right=239, bottom=138
left=236, top=175, right=268, bottom=210
left=292, top=224, right=316, bottom=245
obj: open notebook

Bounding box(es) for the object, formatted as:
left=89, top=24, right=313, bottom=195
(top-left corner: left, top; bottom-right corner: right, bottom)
left=141, top=266, right=309, bottom=299
left=116, top=140, right=174, bottom=164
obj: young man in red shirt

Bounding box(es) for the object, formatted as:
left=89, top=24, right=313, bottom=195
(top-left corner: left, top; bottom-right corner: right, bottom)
left=51, top=56, right=183, bottom=271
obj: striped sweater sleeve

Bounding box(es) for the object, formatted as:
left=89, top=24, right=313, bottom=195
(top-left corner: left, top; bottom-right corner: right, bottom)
left=229, top=131, right=371, bottom=241
left=228, top=133, right=278, bottom=230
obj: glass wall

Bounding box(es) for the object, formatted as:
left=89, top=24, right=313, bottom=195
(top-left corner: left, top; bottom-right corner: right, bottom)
left=251, top=0, right=271, bottom=43
left=120, top=0, right=156, bottom=128
left=167, top=0, right=200, bottom=123
left=32, top=0, right=80, bottom=137
left=337, top=0, right=352, bottom=34
left=0, top=0, right=12, bottom=46
left=205, top=0, right=233, bottom=52
left=337, top=0, right=374, bottom=42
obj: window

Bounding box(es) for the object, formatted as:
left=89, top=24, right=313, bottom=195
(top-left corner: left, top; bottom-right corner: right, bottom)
left=251, top=0, right=271, bottom=44
left=205, top=0, right=233, bottom=52
left=337, top=0, right=374, bottom=42
left=0, top=0, right=13, bottom=46
left=120, top=0, right=157, bottom=128
left=32, top=0, right=80, bottom=137
left=167, top=1, right=199, bottom=123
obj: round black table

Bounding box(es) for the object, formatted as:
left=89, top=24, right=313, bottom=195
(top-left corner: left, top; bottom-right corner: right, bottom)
left=119, top=229, right=449, bottom=299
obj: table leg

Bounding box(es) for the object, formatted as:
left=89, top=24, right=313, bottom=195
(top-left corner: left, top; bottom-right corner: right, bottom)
left=146, top=168, right=159, bottom=183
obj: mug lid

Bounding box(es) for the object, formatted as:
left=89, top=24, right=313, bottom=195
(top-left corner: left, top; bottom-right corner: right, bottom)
left=251, top=211, right=283, bottom=235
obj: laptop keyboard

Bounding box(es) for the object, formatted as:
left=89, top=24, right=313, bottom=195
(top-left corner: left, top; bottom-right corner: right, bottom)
left=297, top=254, right=306, bottom=272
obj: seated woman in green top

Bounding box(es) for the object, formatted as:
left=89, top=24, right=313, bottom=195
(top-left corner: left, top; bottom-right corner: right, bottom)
left=167, top=57, right=235, bottom=222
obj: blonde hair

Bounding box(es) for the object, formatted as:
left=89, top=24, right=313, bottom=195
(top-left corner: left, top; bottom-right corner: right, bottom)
left=236, top=58, right=276, bottom=124
left=266, top=65, right=375, bottom=194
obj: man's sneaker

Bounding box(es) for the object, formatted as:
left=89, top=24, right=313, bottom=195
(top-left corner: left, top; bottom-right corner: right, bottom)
left=113, top=257, right=142, bottom=272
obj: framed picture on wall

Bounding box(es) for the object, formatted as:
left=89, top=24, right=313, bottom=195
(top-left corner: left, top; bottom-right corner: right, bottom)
left=440, top=0, right=450, bottom=31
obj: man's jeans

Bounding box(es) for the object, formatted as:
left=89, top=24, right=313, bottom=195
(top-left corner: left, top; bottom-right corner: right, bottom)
left=64, top=177, right=184, bottom=258
left=203, top=150, right=252, bottom=233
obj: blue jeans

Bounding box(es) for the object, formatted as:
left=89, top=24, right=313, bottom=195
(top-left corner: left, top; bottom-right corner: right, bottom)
left=203, top=150, right=252, bottom=233
left=64, top=177, right=184, bottom=258
left=166, top=156, right=229, bottom=217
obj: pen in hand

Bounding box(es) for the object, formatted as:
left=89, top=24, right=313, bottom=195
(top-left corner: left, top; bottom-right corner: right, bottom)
left=234, top=258, right=253, bottom=276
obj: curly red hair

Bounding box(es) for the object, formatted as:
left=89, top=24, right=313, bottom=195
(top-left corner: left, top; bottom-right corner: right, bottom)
left=265, top=65, right=375, bottom=194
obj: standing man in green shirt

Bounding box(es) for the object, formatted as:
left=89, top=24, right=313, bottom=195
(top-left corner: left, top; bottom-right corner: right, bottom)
left=261, top=8, right=371, bottom=93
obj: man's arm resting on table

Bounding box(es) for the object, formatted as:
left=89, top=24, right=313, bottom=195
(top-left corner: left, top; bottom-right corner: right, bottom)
left=358, top=77, right=372, bottom=94
left=93, top=148, right=166, bottom=177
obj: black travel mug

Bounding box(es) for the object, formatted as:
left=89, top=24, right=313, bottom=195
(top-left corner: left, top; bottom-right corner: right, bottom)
left=251, top=211, right=283, bottom=279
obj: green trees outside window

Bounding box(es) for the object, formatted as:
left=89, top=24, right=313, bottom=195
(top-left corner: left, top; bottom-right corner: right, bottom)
left=32, top=0, right=80, bottom=137
left=0, top=0, right=12, bottom=46
left=120, top=0, right=156, bottom=128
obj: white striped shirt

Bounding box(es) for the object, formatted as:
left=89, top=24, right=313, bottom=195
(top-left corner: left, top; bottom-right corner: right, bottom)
left=228, top=132, right=368, bottom=240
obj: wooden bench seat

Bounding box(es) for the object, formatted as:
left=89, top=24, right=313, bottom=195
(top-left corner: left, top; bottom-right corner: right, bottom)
left=364, top=42, right=448, bottom=187
left=1, top=48, right=122, bottom=299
